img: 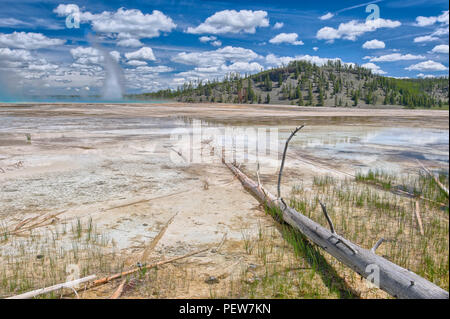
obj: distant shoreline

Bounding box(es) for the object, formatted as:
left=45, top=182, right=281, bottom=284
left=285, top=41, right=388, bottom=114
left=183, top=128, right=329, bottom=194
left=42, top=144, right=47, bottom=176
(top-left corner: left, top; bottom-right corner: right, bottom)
left=1, top=102, right=448, bottom=129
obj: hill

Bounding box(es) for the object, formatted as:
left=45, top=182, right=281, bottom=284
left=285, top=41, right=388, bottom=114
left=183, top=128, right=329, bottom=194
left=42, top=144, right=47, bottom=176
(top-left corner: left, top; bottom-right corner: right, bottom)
left=129, top=60, right=449, bottom=109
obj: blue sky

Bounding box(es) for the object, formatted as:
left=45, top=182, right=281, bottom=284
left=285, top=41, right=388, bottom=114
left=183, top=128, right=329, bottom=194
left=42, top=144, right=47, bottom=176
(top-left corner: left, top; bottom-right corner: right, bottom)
left=0, top=0, right=448, bottom=96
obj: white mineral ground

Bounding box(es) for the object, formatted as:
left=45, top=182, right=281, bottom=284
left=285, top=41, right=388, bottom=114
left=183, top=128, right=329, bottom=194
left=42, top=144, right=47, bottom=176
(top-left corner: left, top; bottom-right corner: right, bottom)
left=0, top=102, right=448, bottom=297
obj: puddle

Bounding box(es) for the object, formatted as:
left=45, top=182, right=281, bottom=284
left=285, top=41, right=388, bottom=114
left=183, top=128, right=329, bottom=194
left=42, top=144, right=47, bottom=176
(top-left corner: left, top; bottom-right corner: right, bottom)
left=284, top=125, right=449, bottom=173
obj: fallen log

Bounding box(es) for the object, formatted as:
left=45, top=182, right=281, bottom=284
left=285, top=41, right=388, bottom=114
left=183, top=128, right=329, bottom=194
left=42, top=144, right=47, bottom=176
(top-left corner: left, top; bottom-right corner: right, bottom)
left=417, top=160, right=449, bottom=197
left=224, top=161, right=448, bottom=299
left=7, top=275, right=96, bottom=299
left=222, top=127, right=448, bottom=299
left=92, top=247, right=209, bottom=287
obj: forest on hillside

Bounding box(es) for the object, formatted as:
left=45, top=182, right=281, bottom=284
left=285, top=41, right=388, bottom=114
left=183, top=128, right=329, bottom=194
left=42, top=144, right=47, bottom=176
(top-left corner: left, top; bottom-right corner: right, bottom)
left=129, top=60, right=449, bottom=109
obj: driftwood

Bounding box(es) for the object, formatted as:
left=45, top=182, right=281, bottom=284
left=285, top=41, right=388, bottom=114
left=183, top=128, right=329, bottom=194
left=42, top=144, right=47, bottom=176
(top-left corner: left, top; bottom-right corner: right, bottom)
left=222, top=127, right=448, bottom=299
left=9, top=247, right=209, bottom=299
left=417, top=160, right=449, bottom=197
left=92, top=247, right=209, bottom=287
left=110, top=279, right=126, bottom=299
left=139, top=213, right=178, bottom=264
left=415, top=201, right=424, bottom=236
left=5, top=211, right=66, bottom=237
left=7, top=275, right=96, bottom=299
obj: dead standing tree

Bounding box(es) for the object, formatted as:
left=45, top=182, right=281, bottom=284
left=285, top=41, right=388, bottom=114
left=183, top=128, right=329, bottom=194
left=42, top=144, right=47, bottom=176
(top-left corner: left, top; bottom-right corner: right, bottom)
left=223, top=125, right=448, bottom=299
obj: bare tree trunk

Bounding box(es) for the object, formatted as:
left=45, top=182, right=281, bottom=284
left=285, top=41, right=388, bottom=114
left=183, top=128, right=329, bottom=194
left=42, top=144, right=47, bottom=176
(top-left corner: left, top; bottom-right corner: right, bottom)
left=6, top=275, right=96, bottom=299
left=223, top=160, right=449, bottom=299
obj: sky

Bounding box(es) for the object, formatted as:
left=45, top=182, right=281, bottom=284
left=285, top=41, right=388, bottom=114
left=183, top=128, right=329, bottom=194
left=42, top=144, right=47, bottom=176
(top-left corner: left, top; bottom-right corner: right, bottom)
left=0, top=0, right=448, bottom=97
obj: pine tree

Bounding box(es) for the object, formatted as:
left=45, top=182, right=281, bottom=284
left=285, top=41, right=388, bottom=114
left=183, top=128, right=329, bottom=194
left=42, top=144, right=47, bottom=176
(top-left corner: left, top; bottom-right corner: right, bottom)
left=307, top=82, right=313, bottom=105
left=295, top=85, right=301, bottom=99
left=247, top=78, right=254, bottom=102
left=318, top=87, right=324, bottom=106
left=353, top=93, right=359, bottom=106
left=264, top=74, right=272, bottom=91
left=297, top=91, right=303, bottom=106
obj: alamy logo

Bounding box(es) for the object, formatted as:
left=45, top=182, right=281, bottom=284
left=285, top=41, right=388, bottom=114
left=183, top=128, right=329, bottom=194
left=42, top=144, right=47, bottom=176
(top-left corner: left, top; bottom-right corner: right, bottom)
left=365, top=264, right=380, bottom=289
left=66, top=12, right=80, bottom=29
left=366, top=4, right=380, bottom=21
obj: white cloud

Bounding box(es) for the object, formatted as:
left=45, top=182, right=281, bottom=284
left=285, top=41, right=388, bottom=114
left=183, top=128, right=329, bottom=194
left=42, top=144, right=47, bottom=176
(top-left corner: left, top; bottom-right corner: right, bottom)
left=431, top=44, right=449, bottom=54
left=199, top=36, right=221, bottom=46
left=362, top=39, right=385, bottom=49
left=135, top=65, right=173, bottom=73
left=54, top=5, right=176, bottom=40
left=0, top=47, right=33, bottom=62
left=117, top=38, right=143, bottom=48
left=222, top=61, right=263, bottom=73
left=273, top=22, right=284, bottom=29
left=0, top=32, right=65, bottom=49
left=124, top=47, right=156, bottom=61
left=431, top=27, right=449, bottom=36
left=319, top=13, right=334, bottom=20
left=405, top=60, right=448, bottom=71
left=367, top=53, right=425, bottom=62
left=70, top=47, right=103, bottom=65
left=91, top=9, right=176, bottom=39
left=414, top=35, right=439, bottom=43
left=415, top=10, right=449, bottom=27
left=28, top=62, right=58, bottom=72
left=417, top=73, right=436, bottom=78
left=177, top=61, right=263, bottom=81
left=265, top=53, right=344, bottom=67
left=172, top=46, right=260, bottom=67
left=316, top=18, right=401, bottom=41
left=53, top=4, right=81, bottom=16
left=313, top=47, right=319, bottom=51
left=361, top=62, right=386, bottom=74
left=69, top=47, right=120, bottom=66
left=171, top=46, right=262, bottom=82
left=0, top=18, right=31, bottom=28
left=186, top=10, right=269, bottom=34
left=199, top=36, right=217, bottom=43
left=126, top=60, right=147, bottom=66
left=269, top=33, right=304, bottom=45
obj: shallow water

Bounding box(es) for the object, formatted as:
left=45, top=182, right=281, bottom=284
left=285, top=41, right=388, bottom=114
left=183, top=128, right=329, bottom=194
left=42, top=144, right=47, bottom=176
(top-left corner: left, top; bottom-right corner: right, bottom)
left=285, top=125, right=449, bottom=173
left=0, top=98, right=167, bottom=104
left=1, top=114, right=448, bottom=217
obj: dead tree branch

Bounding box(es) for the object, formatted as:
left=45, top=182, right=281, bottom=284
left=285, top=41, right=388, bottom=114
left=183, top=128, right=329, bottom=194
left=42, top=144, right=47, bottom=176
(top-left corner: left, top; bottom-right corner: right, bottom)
left=319, top=200, right=335, bottom=234
left=277, top=125, right=304, bottom=199
left=371, top=238, right=385, bottom=254
left=7, top=275, right=97, bottom=299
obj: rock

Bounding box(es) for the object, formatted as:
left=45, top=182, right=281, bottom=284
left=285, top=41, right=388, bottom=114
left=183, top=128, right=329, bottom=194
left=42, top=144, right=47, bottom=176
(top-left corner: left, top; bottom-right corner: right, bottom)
left=205, top=276, right=219, bottom=284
